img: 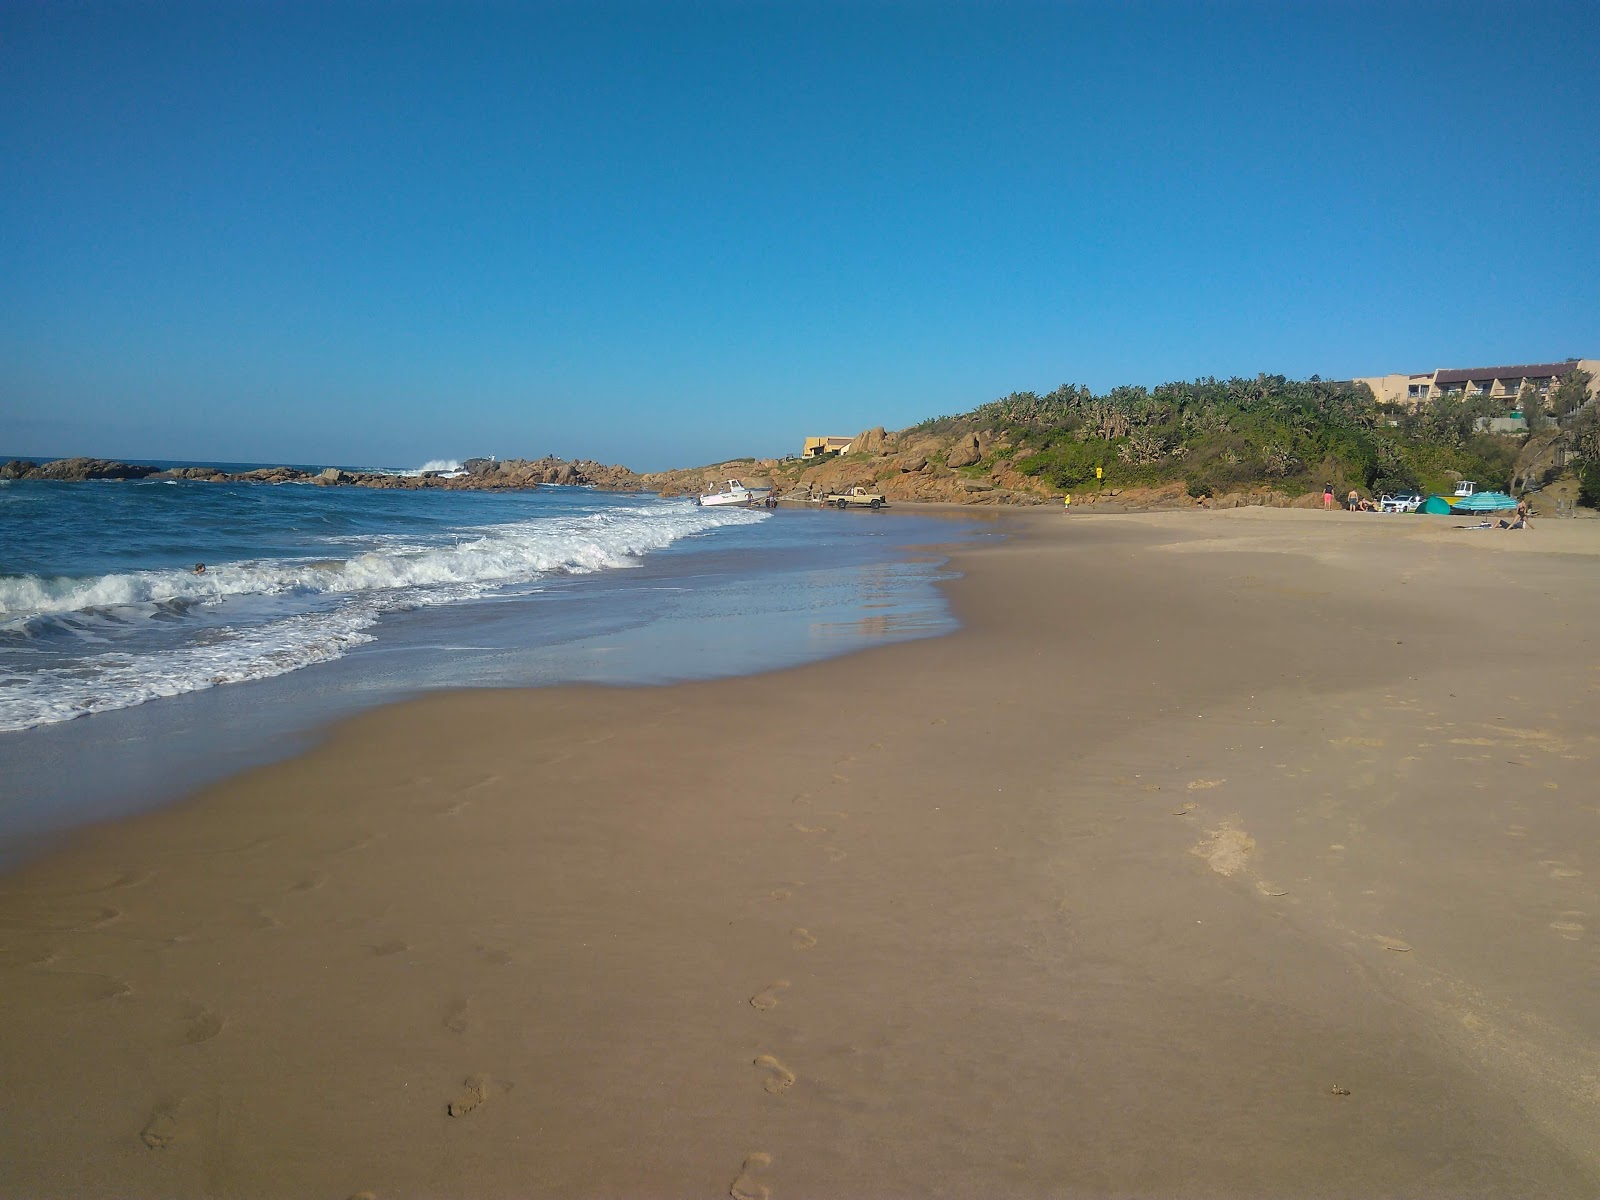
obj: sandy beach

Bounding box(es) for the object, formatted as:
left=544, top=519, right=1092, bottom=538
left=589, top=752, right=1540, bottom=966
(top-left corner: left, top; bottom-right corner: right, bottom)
left=2, top=506, right=1597, bottom=1198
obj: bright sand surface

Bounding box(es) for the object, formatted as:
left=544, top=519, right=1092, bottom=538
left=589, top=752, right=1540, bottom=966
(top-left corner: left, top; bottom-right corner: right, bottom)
left=2, top=507, right=1598, bottom=1198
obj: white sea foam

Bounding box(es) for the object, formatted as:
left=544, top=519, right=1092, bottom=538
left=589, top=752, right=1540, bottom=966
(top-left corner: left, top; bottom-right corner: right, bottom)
left=0, top=500, right=766, bottom=731
left=361, top=458, right=467, bottom=478
left=1, top=502, right=760, bottom=619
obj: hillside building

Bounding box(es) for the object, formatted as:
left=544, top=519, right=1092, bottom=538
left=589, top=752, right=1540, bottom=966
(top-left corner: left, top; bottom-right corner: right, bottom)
left=802, top=436, right=855, bottom=458
left=1354, top=359, right=1599, bottom=409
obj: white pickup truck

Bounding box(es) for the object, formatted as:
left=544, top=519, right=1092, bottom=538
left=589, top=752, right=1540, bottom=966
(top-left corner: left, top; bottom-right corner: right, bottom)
left=813, top=486, right=887, bottom=509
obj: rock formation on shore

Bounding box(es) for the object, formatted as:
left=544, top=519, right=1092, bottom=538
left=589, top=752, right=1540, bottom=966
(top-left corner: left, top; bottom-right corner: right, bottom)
left=0, top=456, right=644, bottom=492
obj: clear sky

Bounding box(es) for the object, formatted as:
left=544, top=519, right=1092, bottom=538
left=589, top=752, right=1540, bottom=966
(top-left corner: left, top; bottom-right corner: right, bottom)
left=4, top=1, right=1597, bottom=471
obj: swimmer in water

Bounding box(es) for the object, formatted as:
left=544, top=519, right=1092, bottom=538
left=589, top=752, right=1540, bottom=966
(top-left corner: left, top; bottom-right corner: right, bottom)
left=193, top=563, right=206, bottom=575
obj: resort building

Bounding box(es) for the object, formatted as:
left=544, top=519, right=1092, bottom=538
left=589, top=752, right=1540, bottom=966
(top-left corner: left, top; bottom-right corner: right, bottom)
left=801, top=436, right=856, bottom=458
left=1354, top=359, right=1599, bottom=409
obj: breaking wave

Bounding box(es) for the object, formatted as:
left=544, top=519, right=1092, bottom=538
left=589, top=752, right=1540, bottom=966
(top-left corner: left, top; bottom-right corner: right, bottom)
left=0, top=499, right=765, bottom=731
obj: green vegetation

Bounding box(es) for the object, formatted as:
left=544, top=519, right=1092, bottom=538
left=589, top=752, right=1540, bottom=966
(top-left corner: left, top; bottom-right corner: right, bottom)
left=1567, top=387, right=1600, bottom=508
left=915, top=374, right=1523, bottom=500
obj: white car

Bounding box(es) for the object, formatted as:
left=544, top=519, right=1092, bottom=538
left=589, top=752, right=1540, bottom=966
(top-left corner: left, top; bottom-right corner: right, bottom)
left=1379, top=492, right=1423, bottom=513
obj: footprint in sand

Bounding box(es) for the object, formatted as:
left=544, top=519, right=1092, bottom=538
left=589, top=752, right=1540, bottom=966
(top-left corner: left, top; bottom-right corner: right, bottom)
left=23, top=969, right=130, bottom=1007
left=754, top=1055, right=796, bottom=1095
left=55, top=868, right=153, bottom=895
left=182, top=1004, right=225, bottom=1044
left=241, top=904, right=283, bottom=931
left=446, top=1074, right=494, bottom=1117
left=444, top=998, right=470, bottom=1034
left=476, top=946, right=513, bottom=966
left=1376, top=936, right=1413, bottom=953
left=1186, top=779, right=1225, bottom=790
left=0, top=904, right=121, bottom=933
left=749, top=981, right=790, bottom=1011
left=1540, top=860, right=1583, bottom=880
left=823, top=846, right=848, bottom=863
left=791, top=823, right=828, bottom=835
left=1550, top=912, right=1586, bottom=941
left=789, top=928, right=817, bottom=951
left=730, top=1151, right=774, bottom=1200
left=288, top=871, right=327, bottom=893
left=372, top=939, right=410, bottom=957
left=140, top=1108, right=180, bottom=1149
left=1505, top=825, right=1529, bottom=839
left=1191, top=826, right=1254, bottom=877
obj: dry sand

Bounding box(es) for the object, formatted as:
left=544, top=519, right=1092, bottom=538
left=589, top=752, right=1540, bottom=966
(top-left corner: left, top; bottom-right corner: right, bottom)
left=2, top=507, right=1598, bottom=1198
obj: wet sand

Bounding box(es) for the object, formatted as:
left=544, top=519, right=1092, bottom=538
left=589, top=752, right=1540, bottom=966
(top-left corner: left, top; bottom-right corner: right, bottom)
left=2, top=507, right=1597, bottom=1197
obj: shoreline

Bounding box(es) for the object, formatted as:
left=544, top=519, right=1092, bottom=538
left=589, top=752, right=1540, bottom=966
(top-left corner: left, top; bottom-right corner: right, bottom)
left=2, top=507, right=1598, bottom=1196
left=0, top=505, right=975, bottom=873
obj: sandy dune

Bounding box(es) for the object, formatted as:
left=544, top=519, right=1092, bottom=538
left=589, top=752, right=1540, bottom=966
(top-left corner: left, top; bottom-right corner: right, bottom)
left=2, top=507, right=1597, bottom=1197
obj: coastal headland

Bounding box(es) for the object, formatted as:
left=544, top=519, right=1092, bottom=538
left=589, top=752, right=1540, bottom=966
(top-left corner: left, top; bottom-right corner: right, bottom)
left=0, top=455, right=644, bottom=492
left=2, top=505, right=1597, bottom=1196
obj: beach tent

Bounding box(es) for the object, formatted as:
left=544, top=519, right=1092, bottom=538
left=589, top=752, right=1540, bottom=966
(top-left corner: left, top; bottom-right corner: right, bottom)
left=1419, top=495, right=1454, bottom=514
left=1451, top=491, right=1518, bottom=513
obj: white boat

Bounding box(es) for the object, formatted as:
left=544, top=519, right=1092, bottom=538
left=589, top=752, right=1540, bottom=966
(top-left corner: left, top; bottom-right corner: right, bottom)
left=696, top=478, right=773, bottom=508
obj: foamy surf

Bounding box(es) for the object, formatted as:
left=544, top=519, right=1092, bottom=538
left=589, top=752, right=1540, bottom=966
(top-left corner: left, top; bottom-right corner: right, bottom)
left=0, top=497, right=765, bottom=732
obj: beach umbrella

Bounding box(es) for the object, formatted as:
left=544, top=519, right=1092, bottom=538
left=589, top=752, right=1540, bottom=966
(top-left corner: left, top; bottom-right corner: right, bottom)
left=1451, top=491, right=1518, bottom=513
left=1418, top=495, right=1454, bottom=514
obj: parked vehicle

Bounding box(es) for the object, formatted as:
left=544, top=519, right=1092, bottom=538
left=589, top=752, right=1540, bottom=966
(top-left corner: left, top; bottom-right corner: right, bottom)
left=1379, top=492, right=1424, bottom=513
left=812, top=486, right=886, bottom=509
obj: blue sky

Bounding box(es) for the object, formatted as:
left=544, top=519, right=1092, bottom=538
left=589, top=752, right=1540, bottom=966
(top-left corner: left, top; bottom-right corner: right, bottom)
left=4, top=1, right=1597, bottom=471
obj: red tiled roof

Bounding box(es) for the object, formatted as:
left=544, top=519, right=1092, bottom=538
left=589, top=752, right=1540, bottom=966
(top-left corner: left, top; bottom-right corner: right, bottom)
left=1433, top=362, right=1577, bottom=384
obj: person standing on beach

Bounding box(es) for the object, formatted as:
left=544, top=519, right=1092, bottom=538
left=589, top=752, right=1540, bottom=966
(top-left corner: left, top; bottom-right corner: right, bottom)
left=1347, top=488, right=1359, bottom=511
left=1323, top=483, right=1334, bottom=510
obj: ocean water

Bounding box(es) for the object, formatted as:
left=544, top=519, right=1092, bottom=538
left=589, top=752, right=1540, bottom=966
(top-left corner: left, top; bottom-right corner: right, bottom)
left=0, top=469, right=968, bottom=863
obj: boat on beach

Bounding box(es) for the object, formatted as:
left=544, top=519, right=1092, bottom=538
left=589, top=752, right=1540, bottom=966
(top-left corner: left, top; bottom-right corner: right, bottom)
left=1417, top=480, right=1517, bottom=515
left=695, top=478, right=773, bottom=508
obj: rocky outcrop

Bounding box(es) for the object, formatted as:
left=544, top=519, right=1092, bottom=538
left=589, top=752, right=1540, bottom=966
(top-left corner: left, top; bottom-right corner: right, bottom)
left=852, top=426, right=888, bottom=455
left=2, top=456, right=645, bottom=494
left=945, top=434, right=982, bottom=469
left=27, top=457, right=162, bottom=481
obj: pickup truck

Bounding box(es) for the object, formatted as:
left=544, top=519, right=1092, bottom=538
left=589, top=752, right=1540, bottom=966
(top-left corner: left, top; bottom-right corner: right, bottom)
left=813, top=485, right=887, bottom=509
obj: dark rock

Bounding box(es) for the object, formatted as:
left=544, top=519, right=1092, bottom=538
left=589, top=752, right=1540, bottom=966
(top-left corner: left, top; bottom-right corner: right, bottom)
left=35, top=457, right=161, bottom=481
